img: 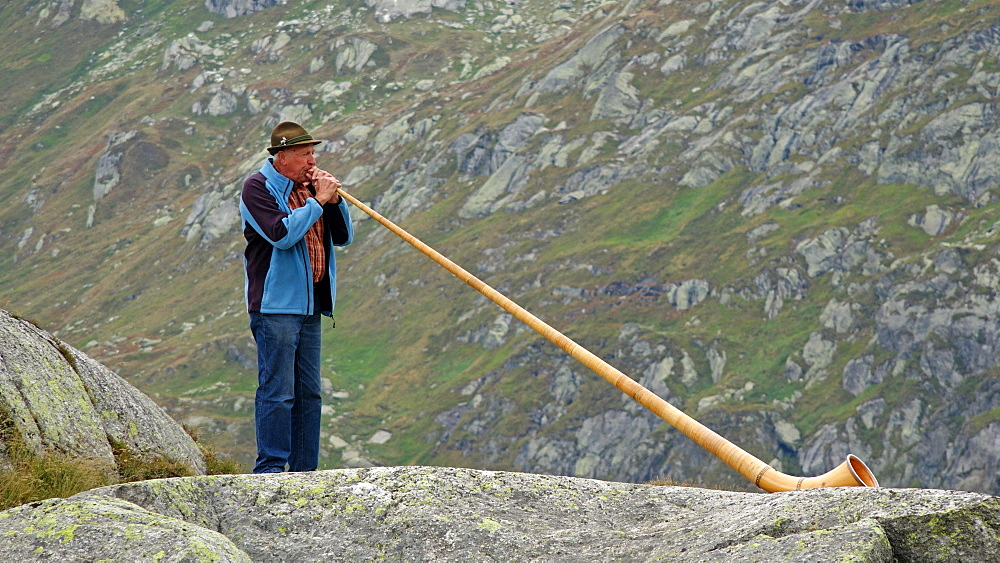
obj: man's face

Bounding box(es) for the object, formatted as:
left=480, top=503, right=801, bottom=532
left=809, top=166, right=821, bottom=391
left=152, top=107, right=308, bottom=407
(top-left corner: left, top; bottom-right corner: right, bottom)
left=276, top=145, right=316, bottom=184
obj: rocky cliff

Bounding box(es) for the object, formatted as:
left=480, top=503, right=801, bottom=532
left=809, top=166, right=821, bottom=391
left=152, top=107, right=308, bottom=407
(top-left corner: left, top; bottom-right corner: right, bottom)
left=0, top=309, right=206, bottom=476
left=0, top=0, right=997, bottom=494
left=0, top=467, right=996, bottom=561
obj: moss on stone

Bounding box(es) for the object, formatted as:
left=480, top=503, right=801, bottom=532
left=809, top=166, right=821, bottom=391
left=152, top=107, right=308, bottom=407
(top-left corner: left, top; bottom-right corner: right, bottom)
left=478, top=518, right=502, bottom=533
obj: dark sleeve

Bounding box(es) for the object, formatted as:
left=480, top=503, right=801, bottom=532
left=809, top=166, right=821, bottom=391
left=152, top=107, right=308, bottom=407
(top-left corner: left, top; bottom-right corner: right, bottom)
left=324, top=201, right=351, bottom=245
left=241, top=173, right=289, bottom=243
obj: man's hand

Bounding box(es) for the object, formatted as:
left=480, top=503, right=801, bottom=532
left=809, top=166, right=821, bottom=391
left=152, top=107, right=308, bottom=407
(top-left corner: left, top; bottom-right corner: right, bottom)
left=308, top=167, right=342, bottom=204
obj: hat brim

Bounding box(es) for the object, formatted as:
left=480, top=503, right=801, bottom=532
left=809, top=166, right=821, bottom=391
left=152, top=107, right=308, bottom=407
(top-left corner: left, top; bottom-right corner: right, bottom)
left=267, top=139, right=322, bottom=155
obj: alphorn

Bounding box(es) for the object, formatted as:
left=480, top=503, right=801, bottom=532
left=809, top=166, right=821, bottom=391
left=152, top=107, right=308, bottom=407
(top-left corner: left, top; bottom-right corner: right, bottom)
left=337, top=188, right=879, bottom=492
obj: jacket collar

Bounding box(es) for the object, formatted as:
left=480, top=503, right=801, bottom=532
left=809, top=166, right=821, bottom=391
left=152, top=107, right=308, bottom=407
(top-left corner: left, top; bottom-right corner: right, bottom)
left=261, top=158, right=294, bottom=198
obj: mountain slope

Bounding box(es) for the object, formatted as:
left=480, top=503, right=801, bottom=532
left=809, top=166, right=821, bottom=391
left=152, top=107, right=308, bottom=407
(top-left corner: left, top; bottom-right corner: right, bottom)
left=0, top=0, right=997, bottom=493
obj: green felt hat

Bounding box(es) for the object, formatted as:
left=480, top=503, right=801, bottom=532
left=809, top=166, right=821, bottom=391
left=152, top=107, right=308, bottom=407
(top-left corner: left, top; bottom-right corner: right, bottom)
left=267, top=121, right=322, bottom=155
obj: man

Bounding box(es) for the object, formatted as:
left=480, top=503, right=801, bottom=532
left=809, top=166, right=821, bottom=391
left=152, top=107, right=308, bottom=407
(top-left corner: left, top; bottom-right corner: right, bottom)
left=239, top=121, right=353, bottom=473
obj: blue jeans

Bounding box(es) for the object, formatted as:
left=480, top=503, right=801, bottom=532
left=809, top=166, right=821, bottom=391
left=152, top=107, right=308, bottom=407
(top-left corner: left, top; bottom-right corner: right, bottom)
left=249, top=312, right=323, bottom=473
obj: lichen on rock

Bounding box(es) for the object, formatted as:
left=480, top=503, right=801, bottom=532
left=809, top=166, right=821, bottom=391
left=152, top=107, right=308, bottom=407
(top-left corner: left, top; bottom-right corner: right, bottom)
left=0, top=467, right=994, bottom=560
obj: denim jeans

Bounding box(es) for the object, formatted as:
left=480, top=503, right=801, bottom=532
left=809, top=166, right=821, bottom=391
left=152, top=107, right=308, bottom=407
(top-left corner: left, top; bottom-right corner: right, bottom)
left=249, top=312, right=323, bottom=473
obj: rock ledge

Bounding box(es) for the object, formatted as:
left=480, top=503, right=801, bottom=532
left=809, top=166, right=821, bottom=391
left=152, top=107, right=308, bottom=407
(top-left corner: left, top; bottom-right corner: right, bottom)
left=0, top=466, right=995, bottom=561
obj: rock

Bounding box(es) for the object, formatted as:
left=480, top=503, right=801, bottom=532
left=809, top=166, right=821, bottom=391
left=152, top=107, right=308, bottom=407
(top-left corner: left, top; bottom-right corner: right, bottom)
left=679, top=350, right=700, bottom=386
left=847, top=0, right=920, bottom=11
left=456, top=113, right=547, bottom=216
left=204, top=90, right=240, bottom=116
left=246, top=90, right=267, bottom=114
left=842, top=355, right=879, bottom=396
left=740, top=175, right=819, bottom=216
left=639, top=356, right=672, bottom=399
left=658, top=19, right=697, bottom=41
left=373, top=112, right=416, bottom=154
left=341, top=447, right=378, bottom=468
left=494, top=114, right=547, bottom=167
left=365, top=0, right=467, bottom=22
left=680, top=165, right=721, bottom=188
left=318, top=80, right=352, bottom=103
left=820, top=298, right=855, bottom=333
left=204, top=0, right=283, bottom=18
left=531, top=25, right=624, bottom=96
left=334, top=38, right=379, bottom=73
left=933, top=248, right=964, bottom=274
left=376, top=159, right=443, bottom=221
left=799, top=423, right=868, bottom=479
left=773, top=419, right=801, bottom=447
left=0, top=496, right=249, bottom=561
left=549, top=363, right=582, bottom=404
left=659, top=52, right=687, bottom=75
left=945, top=420, right=1000, bottom=493
left=784, top=356, right=804, bottom=382
left=368, top=430, right=392, bottom=444
left=908, top=204, right=955, bottom=236
left=250, top=32, right=291, bottom=58
left=706, top=342, right=726, bottom=383
left=472, top=56, right=511, bottom=81
left=277, top=103, right=313, bottom=125
left=878, top=101, right=1000, bottom=203
left=572, top=410, right=657, bottom=476
left=0, top=309, right=206, bottom=474
left=802, top=331, right=835, bottom=383
left=0, top=468, right=993, bottom=560
left=344, top=164, right=376, bottom=185
left=482, top=314, right=512, bottom=350
left=182, top=186, right=241, bottom=244
left=796, top=226, right=877, bottom=278
left=556, top=163, right=636, bottom=203
left=92, top=130, right=138, bottom=203
left=162, top=34, right=225, bottom=71
left=590, top=70, right=640, bottom=123
left=79, top=0, right=126, bottom=24
left=344, top=124, right=373, bottom=144
left=459, top=155, right=528, bottom=218
left=747, top=223, right=781, bottom=244
left=666, top=279, right=711, bottom=310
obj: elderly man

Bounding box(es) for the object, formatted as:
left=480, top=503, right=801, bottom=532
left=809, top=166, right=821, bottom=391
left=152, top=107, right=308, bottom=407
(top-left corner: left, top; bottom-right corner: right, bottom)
left=239, top=121, right=353, bottom=473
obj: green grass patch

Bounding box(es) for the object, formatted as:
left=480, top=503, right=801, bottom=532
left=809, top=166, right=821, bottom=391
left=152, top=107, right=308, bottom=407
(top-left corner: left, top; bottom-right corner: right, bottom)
left=0, top=406, right=244, bottom=511
left=0, top=406, right=115, bottom=511
left=965, top=406, right=1000, bottom=435
left=606, top=167, right=753, bottom=248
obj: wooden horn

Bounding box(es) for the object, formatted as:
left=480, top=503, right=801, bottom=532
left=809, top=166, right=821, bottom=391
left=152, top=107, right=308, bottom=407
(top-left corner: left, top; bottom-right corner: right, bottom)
left=338, top=189, right=879, bottom=492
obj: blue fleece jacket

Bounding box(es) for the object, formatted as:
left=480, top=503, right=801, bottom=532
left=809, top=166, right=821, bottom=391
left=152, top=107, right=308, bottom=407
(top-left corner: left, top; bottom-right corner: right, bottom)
left=240, top=158, right=353, bottom=315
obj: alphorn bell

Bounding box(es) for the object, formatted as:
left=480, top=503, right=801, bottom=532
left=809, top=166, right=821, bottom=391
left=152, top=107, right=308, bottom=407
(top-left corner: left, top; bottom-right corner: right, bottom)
left=337, top=188, right=879, bottom=492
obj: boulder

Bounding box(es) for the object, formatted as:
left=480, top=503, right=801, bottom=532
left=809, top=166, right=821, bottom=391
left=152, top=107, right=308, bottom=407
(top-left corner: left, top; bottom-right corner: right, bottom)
left=0, top=310, right=206, bottom=474
left=843, top=355, right=879, bottom=397
left=204, top=0, right=283, bottom=18
left=365, top=0, right=467, bottom=22
left=79, top=0, right=126, bottom=24
left=334, top=37, right=379, bottom=74
left=532, top=25, right=625, bottom=96
left=0, top=496, right=248, bottom=561
left=91, top=131, right=138, bottom=203
left=908, top=204, right=956, bottom=236
left=182, top=184, right=242, bottom=244
left=0, top=467, right=995, bottom=560
left=666, top=279, right=711, bottom=310
left=459, top=155, right=529, bottom=218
